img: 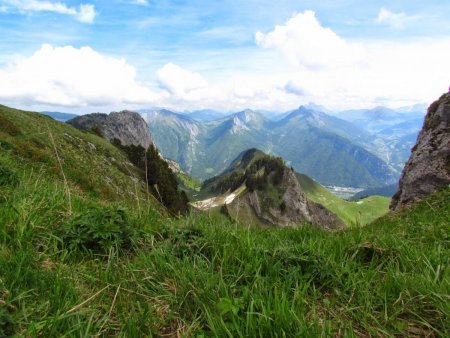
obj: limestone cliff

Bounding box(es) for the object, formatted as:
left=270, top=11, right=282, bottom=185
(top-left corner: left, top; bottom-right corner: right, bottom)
left=390, top=93, right=450, bottom=210
left=67, top=110, right=153, bottom=149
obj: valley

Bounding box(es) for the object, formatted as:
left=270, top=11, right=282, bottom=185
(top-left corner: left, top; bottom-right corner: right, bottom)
left=144, top=104, right=424, bottom=192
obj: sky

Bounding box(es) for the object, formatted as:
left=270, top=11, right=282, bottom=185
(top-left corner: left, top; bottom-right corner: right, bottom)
left=0, top=0, right=449, bottom=114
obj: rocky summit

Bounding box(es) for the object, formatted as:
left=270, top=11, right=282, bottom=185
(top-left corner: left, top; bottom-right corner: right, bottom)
left=226, top=166, right=345, bottom=230
left=198, top=149, right=345, bottom=230
left=68, top=110, right=153, bottom=149
left=390, top=92, right=450, bottom=210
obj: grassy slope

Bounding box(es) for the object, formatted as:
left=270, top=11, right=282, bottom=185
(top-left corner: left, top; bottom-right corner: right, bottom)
left=0, top=104, right=161, bottom=210
left=297, top=173, right=390, bottom=226
left=1, top=105, right=448, bottom=337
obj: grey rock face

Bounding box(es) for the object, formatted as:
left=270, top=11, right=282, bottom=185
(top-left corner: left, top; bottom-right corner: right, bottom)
left=68, top=110, right=153, bottom=149
left=231, top=168, right=345, bottom=230
left=390, top=93, right=450, bottom=210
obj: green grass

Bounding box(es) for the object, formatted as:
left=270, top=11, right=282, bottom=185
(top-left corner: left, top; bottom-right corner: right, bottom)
left=1, top=105, right=449, bottom=337
left=0, top=104, right=162, bottom=211
left=297, top=173, right=390, bottom=226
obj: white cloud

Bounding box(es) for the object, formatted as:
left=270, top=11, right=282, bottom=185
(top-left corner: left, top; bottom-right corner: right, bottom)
left=255, top=10, right=366, bottom=69
left=376, top=7, right=408, bottom=28
left=254, top=11, right=450, bottom=110
left=1, top=10, right=449, bottom=114
left=157, top=63, right=208, bottom=97
left=0, top=46, right=292, bottom=112
left=154, top=63, right=299, bottom=111
left=0, top=44, right=161, bottom=107
left=2, top=0, right=97, bottom=23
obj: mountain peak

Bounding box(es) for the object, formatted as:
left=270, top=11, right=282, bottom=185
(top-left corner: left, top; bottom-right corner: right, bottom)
left=228, top=109, right=265, bottom=134
left=235, top=109, right=260, bottom=123
left=68, top=110, right=153, bottom=149
left=197, top=149, right=345, bottom=230
left=282, top=106, right=323, bottom=124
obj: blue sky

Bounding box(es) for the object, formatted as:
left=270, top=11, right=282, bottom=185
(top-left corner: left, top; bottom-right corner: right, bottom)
left=0, top=0, right=449, bottom=113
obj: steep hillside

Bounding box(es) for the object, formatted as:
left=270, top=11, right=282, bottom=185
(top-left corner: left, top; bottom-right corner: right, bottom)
left=147, top=107, right=397, bottom=188
left=0, top=104, right=157, bottom=207
left=199, top=110, right=273, bottom=178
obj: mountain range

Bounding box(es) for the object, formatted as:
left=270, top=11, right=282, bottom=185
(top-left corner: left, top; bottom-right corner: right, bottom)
left=143, top=104, right=424, bottom=189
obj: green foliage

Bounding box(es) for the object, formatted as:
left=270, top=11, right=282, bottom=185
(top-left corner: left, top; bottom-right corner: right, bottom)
left=244, top=156, right=285, bottom=191
left=111, top=139, right=189, bottom=215
left=0, top=166, right=19, bottom=187
left=59, top=206, right=134, bottom=255
left=211, top=170, right=246, bottom=194
left=0, top=105, right=152, bottom=204
left=13, top=139, right=51, bottom=163
left=204, top=153, right=286, bottom=194
left=146, top=144, right=189, bottom=215
left=90, top=125, right=104, bottom=138
left=111, top=138, right=146, bottom=170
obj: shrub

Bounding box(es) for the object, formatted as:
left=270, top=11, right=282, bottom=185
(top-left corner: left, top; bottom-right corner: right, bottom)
left=0, top=166, right=19, bottom=187
left=90, top=125, right=104, bottom=138
left=146, top=145, right=189, bottom=215
left=111, top=140, right=189, bottom=215
left=212, top=171, right=245, bottom=194
left=59, top=206, right=134, bottom=255
left=112, top=138, right=146, bottom=170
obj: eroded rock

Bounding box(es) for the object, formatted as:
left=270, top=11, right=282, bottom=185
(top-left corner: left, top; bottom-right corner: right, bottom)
left=390, top=93, right=450, bottom=210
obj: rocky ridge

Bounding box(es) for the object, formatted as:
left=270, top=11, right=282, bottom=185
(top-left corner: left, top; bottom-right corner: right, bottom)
left=67, top=110, right=153, bottom=149
left=226, top=167, right=345, bottom=230
left=390, top=92, right=450, bottom=210
left=197, top=149, right=345, bottom=230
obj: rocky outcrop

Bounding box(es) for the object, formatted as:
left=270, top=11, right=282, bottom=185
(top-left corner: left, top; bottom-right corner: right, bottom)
left=390, top=93, right=450, bottom=210
left=226, top=166, right=345, bottom=230
left=67, top=111, right=153, bottom=149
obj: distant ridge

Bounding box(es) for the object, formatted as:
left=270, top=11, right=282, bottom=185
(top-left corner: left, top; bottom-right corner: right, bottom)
left=41, top=111, right=78, bottom=122
left=146, top=106, right=398, bottom=188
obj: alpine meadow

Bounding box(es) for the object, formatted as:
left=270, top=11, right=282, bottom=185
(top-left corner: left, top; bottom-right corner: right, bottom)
left=0, top=1, right=449, bottom=337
